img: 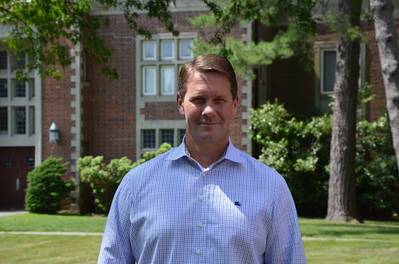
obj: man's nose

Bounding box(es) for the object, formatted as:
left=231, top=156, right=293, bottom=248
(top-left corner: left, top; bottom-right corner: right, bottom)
left=202, top=103, right=216, bottom=116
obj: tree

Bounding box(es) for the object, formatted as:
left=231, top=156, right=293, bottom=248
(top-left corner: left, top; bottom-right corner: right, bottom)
left=370, top=0, right=399, bottom=174
left=0, top=0, right=177, bottom=79
left=326, top=0, right=362, bottom=222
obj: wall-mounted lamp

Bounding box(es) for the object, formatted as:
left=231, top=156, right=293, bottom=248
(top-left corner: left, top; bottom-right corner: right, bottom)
left=49, top=122, right=60, bottom=144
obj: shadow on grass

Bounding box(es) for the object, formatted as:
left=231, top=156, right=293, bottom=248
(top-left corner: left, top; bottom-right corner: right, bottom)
left=300, top=220, right=399, bottom=239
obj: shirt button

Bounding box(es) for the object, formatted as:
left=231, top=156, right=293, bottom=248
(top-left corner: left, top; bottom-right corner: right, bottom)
left=195, top=249, right=202, bottom=255
left=197, top=222, right=205, bottom=228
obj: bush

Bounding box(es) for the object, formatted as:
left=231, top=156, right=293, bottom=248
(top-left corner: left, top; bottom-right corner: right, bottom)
left=25, top=157, right=75, bottom=214
left=250, top=102, right=331, bottom=216
left=251, top=101, right=399, bottom=218
left=356, top=115, right=399, bottom=218
left=78, top=143, right=172, bottom=214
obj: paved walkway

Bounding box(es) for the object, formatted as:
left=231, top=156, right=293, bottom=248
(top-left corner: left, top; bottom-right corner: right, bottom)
left=0, top=211, right=27, bottom=217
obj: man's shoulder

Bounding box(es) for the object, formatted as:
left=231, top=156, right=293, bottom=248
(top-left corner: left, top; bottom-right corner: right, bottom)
left=233, top=147, right=286, bottom=184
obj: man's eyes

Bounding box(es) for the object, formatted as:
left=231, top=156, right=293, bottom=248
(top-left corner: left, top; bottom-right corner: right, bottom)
left=191, top=97, right=205, bottom=104
left=190, top=97, right=227, bottom=104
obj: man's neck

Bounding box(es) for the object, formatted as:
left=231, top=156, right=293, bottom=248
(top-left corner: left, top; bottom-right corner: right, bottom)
left=185, top=138, right=229, bottom=168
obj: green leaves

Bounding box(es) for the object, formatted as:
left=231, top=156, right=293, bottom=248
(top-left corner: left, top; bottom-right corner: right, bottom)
left=25, top=156, right=75, bottom=214
left=251, top=101, right=398, bottom=218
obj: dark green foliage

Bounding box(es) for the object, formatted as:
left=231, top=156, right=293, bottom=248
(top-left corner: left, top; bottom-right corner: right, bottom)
left=356, top=116, right=399, bottom=219
left=78, top=143, right=172, bottom=214
left=251, top=102, right=399, bottom=218
left=0, top=0, right=177, bottom=80
left=251, top=102, right=331, bottom=216
left=25, top=157, right=75, bottom=214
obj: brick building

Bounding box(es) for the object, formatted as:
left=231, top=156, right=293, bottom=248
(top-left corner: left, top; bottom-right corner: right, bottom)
left=0, top=1, right=392, bottom=210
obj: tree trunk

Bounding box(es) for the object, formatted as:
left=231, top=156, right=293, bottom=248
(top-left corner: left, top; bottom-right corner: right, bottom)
left=326, top=0, right=361, bottom=222
left=371, top=0, right=399, bottom=174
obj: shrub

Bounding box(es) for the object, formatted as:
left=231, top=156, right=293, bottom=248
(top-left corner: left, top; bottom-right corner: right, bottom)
left=25, top=157, right=75, bottom=214
left=78, top=143, right=172, bottom=214
left=251, top=101, right=399, bottom=218
left=250, top=102, right=331, bottom=216
left=356, top=115, right=399, bottom=218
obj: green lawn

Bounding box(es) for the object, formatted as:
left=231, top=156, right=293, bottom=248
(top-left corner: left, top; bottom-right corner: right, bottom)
left=0, top=213, right=106, bottom=232
left=0, top=214, right=398, bottom=263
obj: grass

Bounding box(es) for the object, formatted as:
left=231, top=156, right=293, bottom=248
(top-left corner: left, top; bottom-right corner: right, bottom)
left=0, top=234, right=101, bottom=264
left=0, top=213, right=106, bottom=232
left=0, top=214, right=398, bottom=263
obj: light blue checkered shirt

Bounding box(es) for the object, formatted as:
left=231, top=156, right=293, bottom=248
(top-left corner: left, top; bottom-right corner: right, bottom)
left=98, top=141, right=306, bottom=263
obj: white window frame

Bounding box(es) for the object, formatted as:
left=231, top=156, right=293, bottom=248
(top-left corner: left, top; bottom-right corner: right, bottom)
left=142, top=66, right=157, bottom=96
left=138, top=34, right=195, bottom=97
left=161, top=39, right=175, bottom=61
left=160, top=65, right=176, bottom=95
left=0, top=49, right=37, bottom=146
left=178, top=38, right=194, bottom=59
left=142, top=40, right=157, bottom=61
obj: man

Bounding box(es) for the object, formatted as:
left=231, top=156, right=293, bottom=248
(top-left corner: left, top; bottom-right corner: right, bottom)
left=98, top=54, right=306, bottom=263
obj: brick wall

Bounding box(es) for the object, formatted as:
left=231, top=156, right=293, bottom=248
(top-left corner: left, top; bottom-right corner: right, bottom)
left=83, top=11, right=249, bottom=160
left=41, top=66, right=73, bottom=164
left=83, top=28, right=137, bottom=160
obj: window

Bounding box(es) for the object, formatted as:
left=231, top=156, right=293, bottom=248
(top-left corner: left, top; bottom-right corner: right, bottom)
left=13, top=106, right=26, bottom=134
left=140, top=36, right=194, bottom=96
left=0, top=50, right=35, bottom=139
left=143, top=66, right=156, bottom=95
left=321, top=49, right=336, bottom=94
left=160, top=129, right=174, bottom=145
left=0, top=107, right=7, bottom=134
left=3, top=157, right=12, bottom=168
left=28, top=79, right=35, bottom=100
left=143, top=41, right=156, bottom=61
left=179, top=39, right=193, bottom=59
left=29, top=106, right=35, bottom=135
left=161, top=39, right=174, bottom=60
left=13, top=79, right=26, bottom=98
left=0, top=79, right=7, bottom=97
left=11, top=53, right=26, bottom=71
left=142, top=129, right=156, bottom=148
left=26, top=156, right=34, bottom=169
left=161, top=66, right=175, bottom=95
left=0, top=51, right=7, bottom=70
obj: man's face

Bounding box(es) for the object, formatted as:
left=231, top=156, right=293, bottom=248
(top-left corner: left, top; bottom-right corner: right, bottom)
left=177, top=71, right=239, bottom=148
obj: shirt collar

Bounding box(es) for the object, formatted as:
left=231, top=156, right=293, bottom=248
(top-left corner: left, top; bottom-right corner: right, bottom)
left=166, top=137, right=243, bottom=164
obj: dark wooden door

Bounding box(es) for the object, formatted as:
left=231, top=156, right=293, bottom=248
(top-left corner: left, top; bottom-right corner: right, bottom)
left=0, top=147, right=34, bottom=210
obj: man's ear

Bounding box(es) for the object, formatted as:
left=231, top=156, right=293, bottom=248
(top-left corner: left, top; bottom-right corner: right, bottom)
left=233, top=95, right=240, bottom=113
left=176, top=94, right=184, bottom=115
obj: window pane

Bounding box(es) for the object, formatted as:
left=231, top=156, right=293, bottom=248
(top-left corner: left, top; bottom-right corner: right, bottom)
left=13, top=79, right=26, bottom=97
left=13, top=106, right=26, bottom=134
left=0, top=79, right=7, bottom=97
left=143, top=66, right=156, bottom=95
left=179, top=39, right=193, bottom=59
left=28, top=78, right=35, bottom=99
left=161, top=66, right=175, bottom=95
left=161, top=39, right=174, bottom=60
left=323, top=50, right=336, bottom=93
left=160, top=129, right=174, bottom=146
left=11, top=53, right=25, bottom=71
left=0, top=51, right=7, bottom=70
left=178, top=129, right=185, bottom=144
left=142, top=129, right=156, bottom=148
left=29, top=106, right=35, bottom=135
left=142, top=41, right=156, bottom=60
left=0, top=107, right=7, bottom=134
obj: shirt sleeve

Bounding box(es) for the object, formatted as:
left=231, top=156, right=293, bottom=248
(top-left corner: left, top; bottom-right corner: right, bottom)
left=97, top=177, right=135, bottom=264
left=264, top=177, right=306, bottom=264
